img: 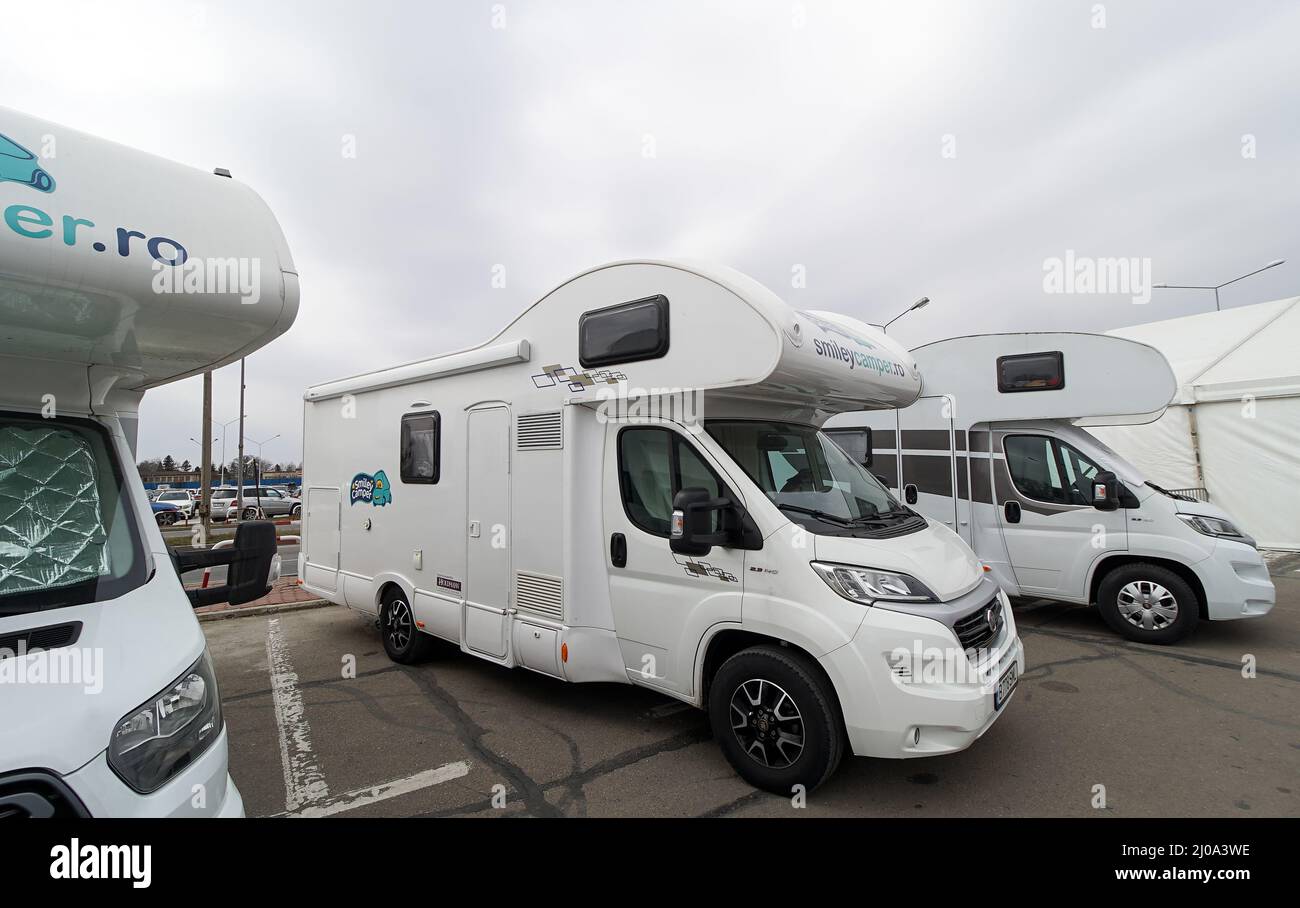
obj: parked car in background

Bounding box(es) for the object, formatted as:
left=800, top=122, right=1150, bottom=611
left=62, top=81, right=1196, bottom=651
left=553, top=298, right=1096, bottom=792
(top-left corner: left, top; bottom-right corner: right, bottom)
left=212, top=486, right=302, bottom=521
left=151, top=500, right=181, bottom=526
left=155, top=489, right=196, bottom=519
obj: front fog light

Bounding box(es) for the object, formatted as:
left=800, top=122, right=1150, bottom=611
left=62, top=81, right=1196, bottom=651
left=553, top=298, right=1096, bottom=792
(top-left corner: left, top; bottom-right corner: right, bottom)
left=108, top=650, right=223, bottom=793
left=810, top=562, right=937, bottom=604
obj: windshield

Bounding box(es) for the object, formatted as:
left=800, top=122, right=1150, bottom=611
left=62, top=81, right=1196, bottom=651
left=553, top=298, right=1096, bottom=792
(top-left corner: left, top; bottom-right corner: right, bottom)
left=0, top=413, right=149, bottom=615
left=706, top=420, right=916, bottom=533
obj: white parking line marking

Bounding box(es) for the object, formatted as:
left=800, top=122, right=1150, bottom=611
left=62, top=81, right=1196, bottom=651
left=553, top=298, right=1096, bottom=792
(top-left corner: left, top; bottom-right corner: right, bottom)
left=279, top=761, right=471, bottom=818
left=266, top=617, right=330, bottom=811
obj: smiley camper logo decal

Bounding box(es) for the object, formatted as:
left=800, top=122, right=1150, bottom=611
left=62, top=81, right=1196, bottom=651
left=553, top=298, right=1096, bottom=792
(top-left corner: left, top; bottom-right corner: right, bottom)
left=350, top=469, right=393, bottom=506
left=0, top=132, right=55, bottom=193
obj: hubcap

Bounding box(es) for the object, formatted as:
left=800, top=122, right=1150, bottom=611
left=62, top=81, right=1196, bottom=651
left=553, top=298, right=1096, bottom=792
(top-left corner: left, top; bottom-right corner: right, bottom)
left=729, top=679, right=805, bottom=769
left=1117, top=580, right=1179, bottom=631
left=386, top=599, right=412, bottom=651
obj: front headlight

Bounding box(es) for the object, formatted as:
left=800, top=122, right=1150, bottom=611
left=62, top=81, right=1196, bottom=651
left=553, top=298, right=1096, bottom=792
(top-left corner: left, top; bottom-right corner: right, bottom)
left=1177, top=513, right=1243, bottom=538
left=108, top=650, right=223, bottom=793
left=810, top=562, right=937, bottom=605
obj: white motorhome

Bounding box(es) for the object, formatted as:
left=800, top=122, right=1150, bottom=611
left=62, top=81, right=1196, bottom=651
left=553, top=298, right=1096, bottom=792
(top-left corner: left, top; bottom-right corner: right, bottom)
left=827, top=333, right=1275, bottom=645
left=301, top=261, right=1023, bottom=792
left=0, top=108, right=297, bottom=816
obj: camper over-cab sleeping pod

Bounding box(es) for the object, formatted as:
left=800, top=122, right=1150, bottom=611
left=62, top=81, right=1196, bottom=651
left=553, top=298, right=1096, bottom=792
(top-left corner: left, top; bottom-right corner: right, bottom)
left=300, top=260, right=1024, bottom=793
left=0, top=107, right=298, bottom=816
left=828, top=332, right=1274, bottom=645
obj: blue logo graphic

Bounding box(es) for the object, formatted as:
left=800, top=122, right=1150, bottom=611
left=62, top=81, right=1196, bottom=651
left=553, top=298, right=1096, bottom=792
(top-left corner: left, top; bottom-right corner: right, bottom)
left=0, top=132, right=55, bottom=193
left=350, top=470, right=393, bottom=506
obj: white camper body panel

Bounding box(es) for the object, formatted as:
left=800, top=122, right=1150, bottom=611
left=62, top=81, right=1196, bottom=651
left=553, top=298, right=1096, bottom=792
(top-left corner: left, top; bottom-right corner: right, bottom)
left=302, top=261, right=1024, bottom=773
left=829, top=332, right=1274, bottom=634
left=0, top=108, right=298, bottom=817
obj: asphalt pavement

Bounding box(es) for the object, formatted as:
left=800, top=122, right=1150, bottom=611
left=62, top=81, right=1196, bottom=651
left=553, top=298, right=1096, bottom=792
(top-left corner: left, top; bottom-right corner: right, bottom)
left=205, top=557, right=1300, bottom=818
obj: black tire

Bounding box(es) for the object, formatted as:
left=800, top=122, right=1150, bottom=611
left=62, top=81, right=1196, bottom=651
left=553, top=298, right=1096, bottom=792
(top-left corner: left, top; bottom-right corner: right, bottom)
left=380, top=588, right=437, bottom=663
left=708, top=645, right=845, bottom=795
left=241, top=506, right=260, bottom=521
left=1097, top=563, right=1199, bottom=644
left=155, top=510, right=175, bottom=526
left=291, top=504, right=302, bottom=519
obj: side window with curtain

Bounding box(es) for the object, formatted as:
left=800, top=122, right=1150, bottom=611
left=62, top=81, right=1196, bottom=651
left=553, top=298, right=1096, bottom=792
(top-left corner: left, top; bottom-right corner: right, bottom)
left=618, top=428, right=730, bottom=537
left=400, top=411, right=440, bottom=483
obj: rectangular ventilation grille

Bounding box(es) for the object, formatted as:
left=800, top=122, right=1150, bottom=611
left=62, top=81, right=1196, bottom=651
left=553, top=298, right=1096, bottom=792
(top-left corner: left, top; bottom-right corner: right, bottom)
left=514, top=570, right=563, bottom=620
left=516, top=411, right=563, bottom=450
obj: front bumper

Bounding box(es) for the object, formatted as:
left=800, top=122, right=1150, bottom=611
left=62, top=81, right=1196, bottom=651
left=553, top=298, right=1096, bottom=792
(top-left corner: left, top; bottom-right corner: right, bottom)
left=820, top=589, right=1024, bottom=759
left=60, top=725, right=243, bottom=817
left=1194, top=539, right=1276, bottom=621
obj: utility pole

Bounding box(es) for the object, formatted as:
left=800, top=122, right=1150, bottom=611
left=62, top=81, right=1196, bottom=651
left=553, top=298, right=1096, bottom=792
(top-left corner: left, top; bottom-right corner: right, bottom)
left=200, top=371, right=213, bottom=540
left=236, top=357, right=246, bottom=516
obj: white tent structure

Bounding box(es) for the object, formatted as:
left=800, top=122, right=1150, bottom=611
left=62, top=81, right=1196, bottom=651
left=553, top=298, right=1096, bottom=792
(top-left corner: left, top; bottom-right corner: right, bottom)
left=1092, top=297, right=1300, bottom=551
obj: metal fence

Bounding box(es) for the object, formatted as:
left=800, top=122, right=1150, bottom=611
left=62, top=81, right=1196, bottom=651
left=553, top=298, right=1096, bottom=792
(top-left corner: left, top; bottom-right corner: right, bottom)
left=1166, top=487, right=1210, bottom=502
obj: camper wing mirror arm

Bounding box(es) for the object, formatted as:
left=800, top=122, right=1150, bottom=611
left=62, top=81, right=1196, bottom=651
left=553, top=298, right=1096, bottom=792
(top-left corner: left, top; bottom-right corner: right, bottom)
left=1092, top=471, right=1121, bottom=511
left=176, top=521, right=280, bottom=608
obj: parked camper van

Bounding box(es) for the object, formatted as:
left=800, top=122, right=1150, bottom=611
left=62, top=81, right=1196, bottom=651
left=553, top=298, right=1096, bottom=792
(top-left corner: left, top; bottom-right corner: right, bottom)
left=301, top=261, right=1023, bottom=792
left=827, top=333, right=1275, bottom=645
left=0, top=108, right=298, bottom=816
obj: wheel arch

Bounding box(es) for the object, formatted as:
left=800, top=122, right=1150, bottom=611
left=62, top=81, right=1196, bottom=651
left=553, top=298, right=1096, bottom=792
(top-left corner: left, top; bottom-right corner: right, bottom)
left=373, top=574, right=416, bottom=614
left=697, top=627, right=844, bottom=718
left=1088, top=554, right=1208, bottom=620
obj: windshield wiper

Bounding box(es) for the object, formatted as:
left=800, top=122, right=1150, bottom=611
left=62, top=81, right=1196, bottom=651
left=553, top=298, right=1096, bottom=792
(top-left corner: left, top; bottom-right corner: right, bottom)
left=775, top=503, right=856, bottom=526
left=846, top=505, right=914, bottom=523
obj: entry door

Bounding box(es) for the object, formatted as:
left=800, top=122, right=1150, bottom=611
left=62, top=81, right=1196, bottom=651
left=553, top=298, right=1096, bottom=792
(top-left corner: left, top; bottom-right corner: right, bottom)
left=995, top=432, right=1127, bottom=599
left=303, top=487, right=340, bottom=592
left=897, top=396, right=960, bottom=535
left=602, top=422, right=746, bottom=696
left=464, top=407, right=511, bottom=658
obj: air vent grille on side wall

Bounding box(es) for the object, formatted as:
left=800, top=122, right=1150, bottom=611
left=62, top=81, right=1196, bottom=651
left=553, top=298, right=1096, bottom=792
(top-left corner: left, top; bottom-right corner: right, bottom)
left=516, top=411, right=563, bottom=450
left=515, top=571, right=563, bottom=620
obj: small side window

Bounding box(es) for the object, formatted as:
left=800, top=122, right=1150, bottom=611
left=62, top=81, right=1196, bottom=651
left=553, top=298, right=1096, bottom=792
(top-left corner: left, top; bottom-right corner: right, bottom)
left=401, top=411, right=440, bottom=484
left=579, top=295, right=669, bottom=368
left=824, top=427, right=873, bottom=468
left=997, top=351, right=1064, bottom=393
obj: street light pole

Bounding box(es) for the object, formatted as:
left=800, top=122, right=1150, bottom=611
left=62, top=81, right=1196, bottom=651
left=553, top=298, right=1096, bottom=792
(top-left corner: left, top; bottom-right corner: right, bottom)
left=883, top=297, right=930, bottom=333
left=1153, top=259, right=1285, bottom=312
left=237, top=358, right=246, bottom=514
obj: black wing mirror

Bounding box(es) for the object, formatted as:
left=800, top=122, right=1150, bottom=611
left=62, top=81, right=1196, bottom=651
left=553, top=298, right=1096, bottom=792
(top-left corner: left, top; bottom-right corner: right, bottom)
left=903, top=483, right=918, bottom=505
left=1091, top=471, right=1121, bottom=511
left=176, top=520, right=280, bottom=608
left=670, top=487, right=735, bottom=556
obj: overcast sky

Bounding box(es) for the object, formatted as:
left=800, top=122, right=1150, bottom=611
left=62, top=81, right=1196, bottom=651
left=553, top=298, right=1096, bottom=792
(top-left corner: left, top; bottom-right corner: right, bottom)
left=5, top=0, right=1297, bottom=465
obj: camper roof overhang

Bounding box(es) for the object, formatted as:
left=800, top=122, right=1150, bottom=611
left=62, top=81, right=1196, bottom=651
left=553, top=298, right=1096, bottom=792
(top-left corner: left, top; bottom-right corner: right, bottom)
left=910, top=332, right=1176, bottom=428
left=0, top=106, right=299, bottom=405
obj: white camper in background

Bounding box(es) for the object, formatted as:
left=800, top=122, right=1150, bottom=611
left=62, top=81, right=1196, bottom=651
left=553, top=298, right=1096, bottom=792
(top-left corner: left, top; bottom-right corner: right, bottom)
left=827, top=333, right=1275, bottom=645
left=0, top=108, right=297, bottom=816
left=301, top=261, right=1024, bottom=792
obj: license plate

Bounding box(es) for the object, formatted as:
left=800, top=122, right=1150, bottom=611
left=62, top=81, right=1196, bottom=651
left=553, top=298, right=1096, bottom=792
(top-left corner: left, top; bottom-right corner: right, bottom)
left=994, top=661, right=1019, bottom=710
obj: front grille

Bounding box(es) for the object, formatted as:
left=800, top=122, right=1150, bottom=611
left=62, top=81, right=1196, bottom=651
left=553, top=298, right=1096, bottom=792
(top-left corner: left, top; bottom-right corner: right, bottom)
left=0, top=621, right=82, bottom=659
left=954, top=597, right=1003, bottom=653
left=0, top=771, right=90, bottom=818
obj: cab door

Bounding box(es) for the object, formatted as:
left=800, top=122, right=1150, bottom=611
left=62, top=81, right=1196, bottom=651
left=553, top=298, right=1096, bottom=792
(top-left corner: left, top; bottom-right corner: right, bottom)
left=602, top=422, right=746, bottom=696
left=995, top=432, right=1127, bottom=600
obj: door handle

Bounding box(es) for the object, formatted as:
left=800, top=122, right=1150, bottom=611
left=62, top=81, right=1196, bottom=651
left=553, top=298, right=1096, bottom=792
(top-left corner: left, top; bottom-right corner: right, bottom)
left=1003, top=501, right=1021, bottom=524
left=610, top=533, right=627, bottom=568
